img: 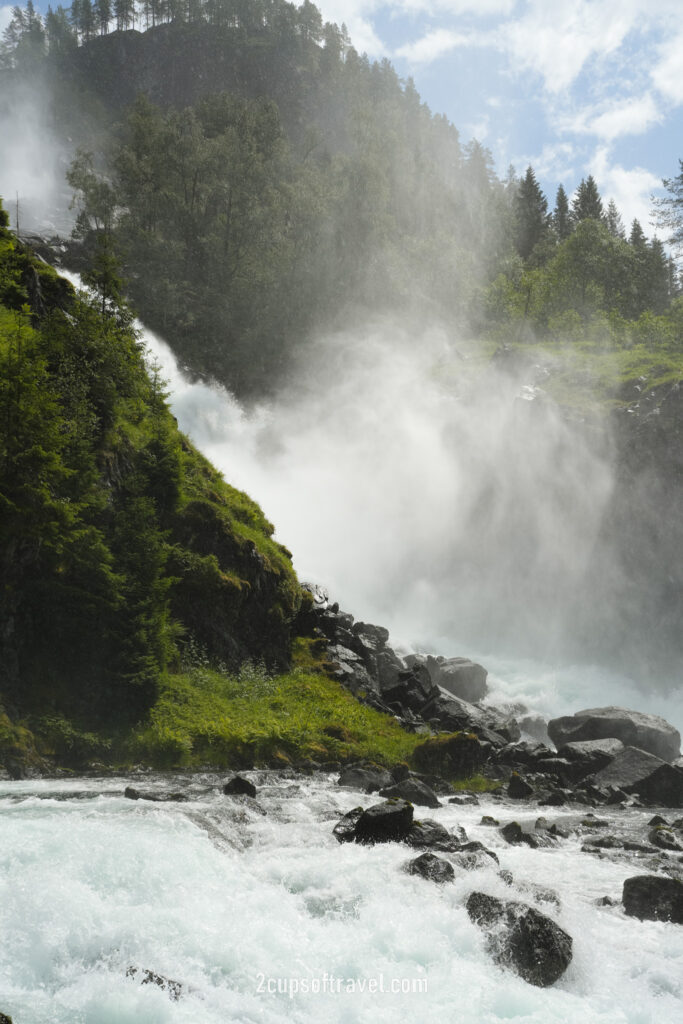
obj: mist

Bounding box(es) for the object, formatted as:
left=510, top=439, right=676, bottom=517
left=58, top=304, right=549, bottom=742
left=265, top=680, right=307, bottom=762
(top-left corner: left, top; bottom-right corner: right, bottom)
left=0, top=79, right=74, bottom=235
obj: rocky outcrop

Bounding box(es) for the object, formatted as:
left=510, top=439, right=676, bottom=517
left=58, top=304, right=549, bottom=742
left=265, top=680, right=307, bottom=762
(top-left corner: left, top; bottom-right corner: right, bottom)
left=590, top=747, right=683, bottom=807
left=548, top=707, right=681, bottom=762
left=404, top=654, right=488, bottom=703
left=622, top=875, right=683, bottom=923
left=466, top=892, right=572, bottom=987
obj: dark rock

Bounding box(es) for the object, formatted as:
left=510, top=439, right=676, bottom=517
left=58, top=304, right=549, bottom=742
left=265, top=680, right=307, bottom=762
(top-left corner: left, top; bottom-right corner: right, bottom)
left=404, top=819, right=464, bottom=852
left=124, top=787, right=188, bottom=802
left=223, top=776, right=257, bottom=798
left=498, top=741, right=550, bottom=766
left=126, top=967, right=182, bottom=1001
left=390, top=763, right=411, bottom=783
left=332, top=806, right=364, bottom=843
left=448, top=793, right=480, bottom=805
left=354, top=799, right=414, bottom=844
left=591, top=748, right=683, bottom=807
left=648, top=827, right=683, bottom=851
left=466, top=892, right=573, bottom=987
left=558, top=738, right=625, bottom=780
left=379, top=778, right=441, bottom=808
left=412, top=732, right=490, bottom=777
left=0, top=1014, right=13, bottom=1024
left=352, top=621, right=389, bottom=646
left=508, top=773, right=534, bottom=799
left=481, top=815, right=500, bottom=826
left=452, top=841, right=499, bottom=869
left=338, top=766, right=393, bottom=793
left=538, top=789, right=570, bottom=806
left=649, top=815, right=669, bottom=826
left=500, top=821, right=554, bottom=849
left=405, top=851, right=455, bottom=884
left=595, top=896, right=617, bottom=906
left=548, top=707, right=680, bottom=762
left=622, top=875, right=683, bottom=923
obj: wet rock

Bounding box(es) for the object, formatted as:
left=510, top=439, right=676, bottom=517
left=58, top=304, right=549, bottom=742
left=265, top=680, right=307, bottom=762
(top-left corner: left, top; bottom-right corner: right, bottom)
left=353, top=799, right=414, bottom=844
left=622, top=875, right=683, bottom=923
left=412, top=732, right=490, bottom=777
left=449, top=793, right=480, bottom=806
left=649, top=815, right=669, bottom=826
left=338, top=766, right=393, bottom=793
left=466, top=892, right=573, bottom=987
left=0, top=1013, right=13, bottom=1024
left=481, top=815, right=500, bottom=826
left=648, top=826, right=683, bottom=851
left=126, top=967, right=182, bottom=1001
left=124, top=787, right=188, bottom=802
left=508, top=773, right=534, bottom=799
left=403, top=819, right=464, bottom=852
left=500, top=821, right=554, bottom=849
left=499, top=742, right=550, bottom=766
left=405, top=851, right=455, bottom=884
left=538, top=789, right=570, bottom=806
left=452, top=841, right=499, bottom=869
left=223, top=776, right=257, bottom=798
left=548, top=707, right=681, bottom=762
left=595, top=895, right=617, bottom=907
left=379, top=778, right=441, bottom=808
left=332, top=806, right=364, bottom=843
left=427, top=656, right=488, bottom=703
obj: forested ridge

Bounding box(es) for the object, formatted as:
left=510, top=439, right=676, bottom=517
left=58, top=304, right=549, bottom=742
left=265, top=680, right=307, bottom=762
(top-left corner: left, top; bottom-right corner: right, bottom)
left=3, top=0, right=683, bottom=397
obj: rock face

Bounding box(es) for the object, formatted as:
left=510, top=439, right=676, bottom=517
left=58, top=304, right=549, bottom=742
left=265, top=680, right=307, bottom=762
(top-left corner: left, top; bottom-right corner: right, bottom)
left=405, top=654, right=488, bottom=703
left=622, top=875, right=683, bottom=923
left=548, top=707, right=681, bottom=762
left=466, top=892, right=572, bottom=987
left=405, top=852, right=455, bottom=884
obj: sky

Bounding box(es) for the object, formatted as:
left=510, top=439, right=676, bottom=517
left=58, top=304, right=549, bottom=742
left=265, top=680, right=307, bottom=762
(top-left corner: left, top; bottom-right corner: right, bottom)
left=2, top=0, right=681, bottom=234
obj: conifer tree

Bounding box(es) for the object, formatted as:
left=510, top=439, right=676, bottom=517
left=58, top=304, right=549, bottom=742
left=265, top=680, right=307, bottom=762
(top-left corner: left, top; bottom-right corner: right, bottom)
left=514, top=165, right=548, bottom=262
left=571, top=175, right=604, bottom=223
left=605, top=198, right=625, bottom=238
left=552, top=184, right=571, bottom=240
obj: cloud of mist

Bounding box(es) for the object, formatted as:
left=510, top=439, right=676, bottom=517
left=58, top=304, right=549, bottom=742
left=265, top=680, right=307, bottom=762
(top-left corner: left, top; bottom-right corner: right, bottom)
left=0, top=78, right=74, bottom=235
left=142, top=313, right=617, bottom=665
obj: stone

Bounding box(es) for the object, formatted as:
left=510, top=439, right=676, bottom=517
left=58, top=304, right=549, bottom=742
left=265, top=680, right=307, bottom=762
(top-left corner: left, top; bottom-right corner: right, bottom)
left=591, top=748, right=683, bottom=807
left=379, top=778, right=441, bottom=808
left=403, top=819, right=463, bottom=852
left=332, top=806, right=364, bottom=843
left=405, top=852, right=455, bottom=884
left=338, top=766, right=393, bottom=793
left=223, top=776, right=257, bottom=798
left=451, top=841, right=499, bottom=869
left=548, top=707, right=680, bottom=762
left=622, top=875, right=683, bottom=923
left=0, top=1014, right=13, bottom=1024
left=466, top=892, right=573, bottom=987
left=500, top=821, right=554, bottom=849
left=124, top=787, right=188, bottom=802
left=648, top=826, right=682, bottom=851
left=428, top=656, right=488, bottom=703
left=481, top=815, right=500, bottom=826
left=558, top=738, right=625, bottom=779
left=508, top=773, right=534, bottom=799
left=353, top=799, right=414, bottom=844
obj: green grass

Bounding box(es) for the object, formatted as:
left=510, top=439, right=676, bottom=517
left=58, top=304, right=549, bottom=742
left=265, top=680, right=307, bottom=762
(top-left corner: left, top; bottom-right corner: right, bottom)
left=123, top=666, right=426, bottom=769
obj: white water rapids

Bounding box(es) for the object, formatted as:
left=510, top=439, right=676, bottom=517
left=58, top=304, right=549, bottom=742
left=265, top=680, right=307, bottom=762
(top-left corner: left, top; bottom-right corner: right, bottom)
left=1, top=773, right=682, bottom=1023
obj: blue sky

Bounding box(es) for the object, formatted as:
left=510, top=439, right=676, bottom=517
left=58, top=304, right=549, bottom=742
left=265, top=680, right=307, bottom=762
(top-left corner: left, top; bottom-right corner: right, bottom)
left=3, top=0, right=682, bottom=234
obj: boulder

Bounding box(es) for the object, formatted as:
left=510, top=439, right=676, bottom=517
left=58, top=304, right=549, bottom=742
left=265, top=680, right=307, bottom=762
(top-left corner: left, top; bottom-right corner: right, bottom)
left=405, top=852, right=455, bottom=884
left=379, top=778, right=441, bottom=808
left=622, top=875, right=683, bottom=923
left=558, top=738, right=625, bottom=779
left=412, top=732, right=490, bottom=778
left=427, top=656, right=488, bottom=703
left=403, top=819, right=464, bottom=852
left=500, top=821, right=554, bottom=849
left=466, top=892, right=573, bottom=987
left=332, top=806, right=364, bottom=843
left=223, top=776, right=257, bottom=798
left=648, top=826, right=682, bottom=851
left=508, top=773, right=534, bottom=799
left=353, top=799, right=414, bottom=844
left=451, top=841, right=499, bottom=869
left=590, top=748, right=683, bottom=806
left=548, top=707, right=680, bottom=762
left=338, top=766, right=393, bottom=793
left=0, top=1014, right=13, bottom=1024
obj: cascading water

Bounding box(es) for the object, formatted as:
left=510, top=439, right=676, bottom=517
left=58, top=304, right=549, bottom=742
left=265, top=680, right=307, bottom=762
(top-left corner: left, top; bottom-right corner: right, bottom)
left=1, top=773, right=682, bottom=1023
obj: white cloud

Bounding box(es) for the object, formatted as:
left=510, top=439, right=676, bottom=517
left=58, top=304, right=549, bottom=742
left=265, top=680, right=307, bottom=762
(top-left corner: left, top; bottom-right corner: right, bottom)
left=522, top=141, right=576, bottom=183
left=561, top=94, right=663, bottom=143
left=589, top=146, right=662, bottom=231
left=394, top=27, right=470, bottom=65
left=501, top=0, right=640, bottom=93
left=315, top=1, right=387, bottom=56
left=395, top=0, right=515, bottom=13
left=651, top=30, right=683, bottom=104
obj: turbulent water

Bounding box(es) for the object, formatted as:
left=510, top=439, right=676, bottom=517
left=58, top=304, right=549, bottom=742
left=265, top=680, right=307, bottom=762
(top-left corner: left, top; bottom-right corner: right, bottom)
left=1, top=773, right=682, bottom=1023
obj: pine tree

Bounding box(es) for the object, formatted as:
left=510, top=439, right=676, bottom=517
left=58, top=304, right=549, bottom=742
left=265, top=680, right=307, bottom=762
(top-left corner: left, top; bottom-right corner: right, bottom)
left=605, top=198, right=625, bottom=238
left=571, top=175, right=604, bottom=224
left=653, top=158, right=683, bottom=255
left=94, top=0, right=111, bottom=33
left=553, top=184, right=571, bottom=240
left=514, top=165, right=548, bottom=262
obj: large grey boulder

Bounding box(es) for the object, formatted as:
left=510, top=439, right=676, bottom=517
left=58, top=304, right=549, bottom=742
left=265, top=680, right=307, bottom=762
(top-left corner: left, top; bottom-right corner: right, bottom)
left=379, top=778, right=441, bottom=808
left=466, top=892, right=572, bottom=987
left=353, top=799, right=414, bottom=844
left=548, top=707, right=681, bottom=762
left=558, top=738, right=625, bottom=779
left=338, top=766, right=393, bottom=793
left=590, top=747, right=683, bottom=806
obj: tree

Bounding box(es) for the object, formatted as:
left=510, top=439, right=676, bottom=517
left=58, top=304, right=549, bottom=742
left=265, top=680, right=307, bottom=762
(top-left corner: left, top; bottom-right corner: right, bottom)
left=571, top=175, right=604, bottom=224
left=653, top=159, right=683, bottom=255
left=605, top=199, right=625, bottom=238
left=553, top=184, right=571, bottom=240
left=514, top=166, right=549, bottom=262
left=94, top=0, right=112, bottom=33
